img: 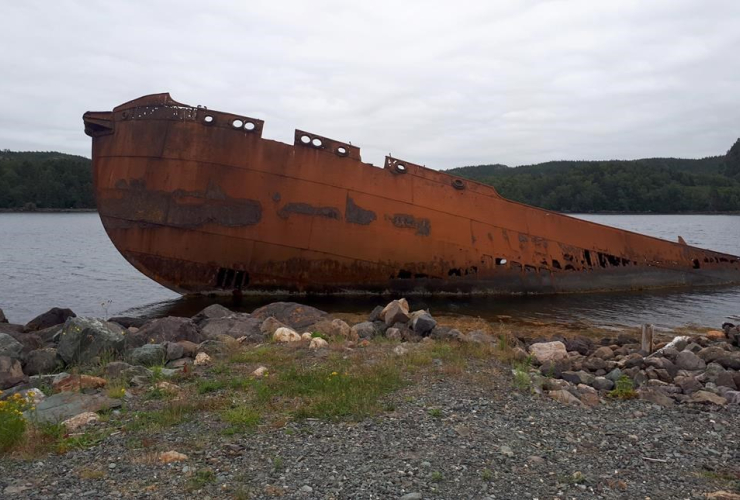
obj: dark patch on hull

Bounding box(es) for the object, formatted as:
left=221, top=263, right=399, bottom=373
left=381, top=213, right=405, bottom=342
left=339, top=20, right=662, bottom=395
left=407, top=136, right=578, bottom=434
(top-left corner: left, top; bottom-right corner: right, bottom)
left=388, top=213, right=431, bottom=236
left=102, top=179, right=261, bottom=228
left=277, top=202, right=341, bottom=220
left=345, top=197, right=376, bottom=225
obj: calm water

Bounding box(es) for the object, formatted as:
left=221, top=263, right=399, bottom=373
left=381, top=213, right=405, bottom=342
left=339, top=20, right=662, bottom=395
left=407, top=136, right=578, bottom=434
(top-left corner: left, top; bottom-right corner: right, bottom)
left=0, top=213, right=738, bottom=329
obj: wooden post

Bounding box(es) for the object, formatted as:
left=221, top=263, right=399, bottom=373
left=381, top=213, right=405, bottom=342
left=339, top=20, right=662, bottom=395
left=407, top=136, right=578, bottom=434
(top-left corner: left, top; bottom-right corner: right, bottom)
left=641, top=324, right=654, bottom=354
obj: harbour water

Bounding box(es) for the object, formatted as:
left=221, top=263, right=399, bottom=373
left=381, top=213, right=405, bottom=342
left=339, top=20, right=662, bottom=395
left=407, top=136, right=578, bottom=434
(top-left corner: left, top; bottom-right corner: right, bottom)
left=0, top=212, right=738, bottom=329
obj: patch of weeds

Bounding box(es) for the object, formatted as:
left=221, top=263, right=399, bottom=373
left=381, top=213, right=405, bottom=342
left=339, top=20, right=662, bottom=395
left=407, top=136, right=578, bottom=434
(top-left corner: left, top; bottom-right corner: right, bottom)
left=78, top=467, right=106, bottom=480
left=481, top=468, right=493, bottom=481
left=58, top=429, right=112, bottom=453
left=263, top=360, right=405, bottom=420
left=126, top=400, right=204, bottom=432
left=0, top=392, right=33, bottom=452
left=608, top=375, right=637, bottom=400
left=311, top=331, right=327, bottom=340
left=144, top=387, right=167, bottom=401
left=210, top=362, right=231, bottom=376
left=197, top=379, right=228, bottom=395
left=150, top=365, right=165, bottom=383
left=186, top=468, right=216, bottom=491
left=430, top=471, right=443, bottom=482
left=272, top=456, right=283, bottom=471
left=221, top=404, right=261, bottom=434
left=228, top=377, right=252, bottom=391
left=106, top=383, right=127, bottom=399
left=512, top=358, right=532, bottom=391
left=428, top=408, right=442, bottom=418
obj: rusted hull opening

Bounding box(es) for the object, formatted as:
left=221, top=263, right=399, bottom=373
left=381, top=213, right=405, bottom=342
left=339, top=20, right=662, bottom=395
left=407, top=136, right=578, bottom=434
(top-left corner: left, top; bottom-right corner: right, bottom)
left=84, top=94, right=740, bottom=296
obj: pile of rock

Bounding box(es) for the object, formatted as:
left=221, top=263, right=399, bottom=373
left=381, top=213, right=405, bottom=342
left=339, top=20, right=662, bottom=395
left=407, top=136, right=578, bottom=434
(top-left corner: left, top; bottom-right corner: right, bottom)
left=0, top=302, right=343, bottom=393
left=525, top=330, right=740, bottom=407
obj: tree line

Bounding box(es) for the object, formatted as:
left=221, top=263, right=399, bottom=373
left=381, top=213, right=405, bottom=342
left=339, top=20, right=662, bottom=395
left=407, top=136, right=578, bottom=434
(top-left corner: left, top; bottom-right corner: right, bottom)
left=1, top=138, right=739, bottom=212
left=0, top=150, right=94, bottom=209
left=449, top=139, right=740, bottom=213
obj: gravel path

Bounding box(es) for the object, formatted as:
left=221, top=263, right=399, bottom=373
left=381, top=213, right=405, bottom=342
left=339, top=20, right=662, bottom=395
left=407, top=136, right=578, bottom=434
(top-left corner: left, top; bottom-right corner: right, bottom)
left=2, top=352, right=738, bottom=500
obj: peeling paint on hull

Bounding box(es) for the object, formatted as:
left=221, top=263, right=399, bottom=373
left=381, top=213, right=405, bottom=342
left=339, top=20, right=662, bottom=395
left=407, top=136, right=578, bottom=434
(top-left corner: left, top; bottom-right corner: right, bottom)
left=84, top=93, right=740, bottom=296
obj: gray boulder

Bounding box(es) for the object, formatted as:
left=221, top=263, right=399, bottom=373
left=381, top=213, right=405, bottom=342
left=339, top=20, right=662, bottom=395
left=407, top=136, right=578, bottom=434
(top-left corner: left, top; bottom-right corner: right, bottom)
left=605, top=368, right=623, bottom=382
left=127, top=344, right=166, bottom=366
left=368, top=306, right=384, bottom=322
left=57, top=317, right=125, bottom=366
left=108, top=316, right=147, bottom=329
left=561, top=370, right=595, bottom=386
left=25, top=392, right=121, bottom=424
left=250, top=302, right=327, bottom=330
left=24, top=307, right=75, bottom=332
left=591, top=377, right=614, bottom=391
left=192, top=304, right=234, bottom=324
left=351, top=321, right=380, bottom=340
left=540, top=358, right=572, bottom=378
left=200, top=316, right=263, bottom=341
left=164, top=342, right=184, bottom=361
left=0, top=355, right=26, bottom=389
left=24, top=348, right=62, bottom=375
left=429, top=326, right=462, bottom=341
left=697, top=346, right=731, bottom=363
left=675, top=351, right=706, bottom=371
left=583, top=357, right=607, bottom=372
left=716, top=371, right=738, bottom=390
left=564, top=337, right=593, bottom=356
left=0, top=308, right=7, bottom=323
left=126, top=317, right=203, bottom=348
left=715, top=352, right=740, bottom=370
left=197, top=340, right=230, bottom=357
left=0, top=333, right=24, bottom=361
left=410, top=312, right=437, bottom=336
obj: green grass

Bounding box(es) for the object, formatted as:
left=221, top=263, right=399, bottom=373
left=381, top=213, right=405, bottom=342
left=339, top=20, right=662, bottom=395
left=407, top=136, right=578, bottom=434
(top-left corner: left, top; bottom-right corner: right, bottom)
left=197, top=379, right=228, bottom=394
left=430, top=471, right=444, bottom=482
left=428, top=408, right=442, bottom=418
left=221, top=405, right=261, bottom=434
left=187, top=469, right=216, bottom=491
left=512, top=359, right=532, bottom=391
left=256, top=360, right=405, bottom=420
left=608, top=375, right=637, bottom=400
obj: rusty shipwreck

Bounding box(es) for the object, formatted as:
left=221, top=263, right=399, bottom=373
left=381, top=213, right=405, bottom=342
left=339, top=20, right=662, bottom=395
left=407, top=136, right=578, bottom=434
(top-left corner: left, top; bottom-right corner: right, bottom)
left=83, top=93, right=740, bottom=296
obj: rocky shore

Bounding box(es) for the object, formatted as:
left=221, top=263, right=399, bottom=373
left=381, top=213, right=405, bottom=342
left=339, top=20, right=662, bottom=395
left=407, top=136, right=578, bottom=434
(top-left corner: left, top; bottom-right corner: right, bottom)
left=1, top=301, right=739, bottom=499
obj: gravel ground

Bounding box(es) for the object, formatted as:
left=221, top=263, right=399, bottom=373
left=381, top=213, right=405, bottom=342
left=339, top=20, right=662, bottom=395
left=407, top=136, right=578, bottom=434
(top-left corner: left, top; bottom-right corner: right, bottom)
left=1, top=348, right=739, bottom=500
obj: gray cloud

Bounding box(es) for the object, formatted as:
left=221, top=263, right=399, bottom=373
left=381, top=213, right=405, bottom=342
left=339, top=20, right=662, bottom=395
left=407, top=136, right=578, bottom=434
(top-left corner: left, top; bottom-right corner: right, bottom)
left=1, top=0, right=739, bottom=169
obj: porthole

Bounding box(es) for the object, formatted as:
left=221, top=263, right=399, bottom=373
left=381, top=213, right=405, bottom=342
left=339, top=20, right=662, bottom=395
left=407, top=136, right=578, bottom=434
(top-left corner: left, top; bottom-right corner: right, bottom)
left=336, top=146, right=348, bottom=157
left=232, top=119, right=244, bottom=128
left=395, top=163, right=407, bottom=173
left=300, top=135, right=311, bottom=144
left=312, top=138, right=323, bottom=148
left=244, top=121, right=256, bottom=131
left=204, top=115, right=214, bottom=124
left=452, top=179, right=465, bottom=190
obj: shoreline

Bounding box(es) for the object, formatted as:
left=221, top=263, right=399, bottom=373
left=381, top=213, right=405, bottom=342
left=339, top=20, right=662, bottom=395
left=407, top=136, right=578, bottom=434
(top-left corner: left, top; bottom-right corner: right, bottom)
left=0, top=299, right=738, bottom=498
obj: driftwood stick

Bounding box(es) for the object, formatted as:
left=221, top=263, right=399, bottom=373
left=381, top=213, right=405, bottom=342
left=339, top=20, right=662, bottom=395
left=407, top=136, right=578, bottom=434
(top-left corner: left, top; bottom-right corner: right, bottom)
left=641, top=324, right=654, bottom=354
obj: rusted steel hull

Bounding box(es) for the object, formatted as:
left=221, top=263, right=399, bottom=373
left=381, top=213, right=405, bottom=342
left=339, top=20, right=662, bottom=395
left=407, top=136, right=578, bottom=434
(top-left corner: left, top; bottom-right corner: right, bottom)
left=83, top=94, right=740, bottom=296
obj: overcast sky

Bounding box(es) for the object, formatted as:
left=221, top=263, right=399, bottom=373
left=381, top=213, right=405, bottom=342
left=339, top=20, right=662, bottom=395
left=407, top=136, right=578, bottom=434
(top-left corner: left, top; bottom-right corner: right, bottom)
left=1, top=1, right=739, bottom=169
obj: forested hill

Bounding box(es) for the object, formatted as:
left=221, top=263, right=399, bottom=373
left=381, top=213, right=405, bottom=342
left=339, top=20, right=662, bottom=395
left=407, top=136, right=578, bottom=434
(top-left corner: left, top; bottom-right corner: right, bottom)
left=2, top=139, right=740, bottom=212
left=0, top=150, right=94, bottom=209
left=449, top=139, right=740, bottom=213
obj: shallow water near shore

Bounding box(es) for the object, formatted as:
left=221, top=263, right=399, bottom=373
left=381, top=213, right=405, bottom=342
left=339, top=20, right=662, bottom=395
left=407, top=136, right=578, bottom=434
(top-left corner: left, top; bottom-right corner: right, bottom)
left=1, top=212, right=738, bottom=328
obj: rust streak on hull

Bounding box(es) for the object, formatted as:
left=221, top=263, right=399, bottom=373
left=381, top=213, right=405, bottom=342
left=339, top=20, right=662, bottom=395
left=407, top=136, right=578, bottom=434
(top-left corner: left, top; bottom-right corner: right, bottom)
left=83, top=93, right=740, bottom=296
